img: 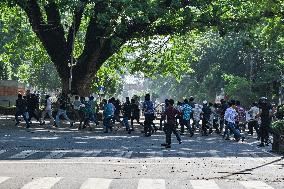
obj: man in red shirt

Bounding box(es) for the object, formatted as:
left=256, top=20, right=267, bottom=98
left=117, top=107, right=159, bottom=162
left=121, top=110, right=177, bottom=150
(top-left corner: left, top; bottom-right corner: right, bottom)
left=161, top=99, right=182, bottom=148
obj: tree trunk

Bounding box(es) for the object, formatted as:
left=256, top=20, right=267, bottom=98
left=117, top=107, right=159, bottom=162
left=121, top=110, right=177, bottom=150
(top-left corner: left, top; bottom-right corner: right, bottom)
left=71, top=73, right=94, bottom=97
left=58, top=64, right=95, bottom=97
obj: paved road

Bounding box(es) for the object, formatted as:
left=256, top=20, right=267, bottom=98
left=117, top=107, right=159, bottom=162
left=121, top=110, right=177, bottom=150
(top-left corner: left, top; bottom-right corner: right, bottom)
left=0, top=116, right=283, bottom=188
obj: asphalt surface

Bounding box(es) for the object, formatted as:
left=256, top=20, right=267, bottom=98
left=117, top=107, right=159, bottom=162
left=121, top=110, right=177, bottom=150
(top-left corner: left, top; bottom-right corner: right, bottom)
left=0, top=115, right=283, bottom=189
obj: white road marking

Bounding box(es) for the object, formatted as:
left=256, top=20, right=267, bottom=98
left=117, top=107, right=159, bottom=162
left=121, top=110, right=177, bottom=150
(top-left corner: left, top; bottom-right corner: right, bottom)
left=0, top=177, right=10, bottom=184
left=80, top=178, right=112, bottom=189
left=9, top=150, right=38, bottom=159
left=44, top=151, right=67, bottom=159
left=208, top=150, right=220, bottom=157
left=239, top=181, right=274, bottom=189
left=190, top=180, right=220, bottom=189
left=21, top=177, right=61, bottom=189
left=137, top=179, right=166, bottom=189
left=123, top=151, right=133, bottom=158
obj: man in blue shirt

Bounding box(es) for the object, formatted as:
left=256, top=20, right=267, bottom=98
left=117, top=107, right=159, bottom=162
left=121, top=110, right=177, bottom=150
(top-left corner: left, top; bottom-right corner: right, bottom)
left=181, top=99, right=194, bottom=137
left=142, top=94, right=155, bottom=137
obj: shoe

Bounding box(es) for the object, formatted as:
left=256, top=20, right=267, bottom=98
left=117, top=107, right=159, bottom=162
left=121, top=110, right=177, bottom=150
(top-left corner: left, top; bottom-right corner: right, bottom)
left=69, top=122, right=74, bottom=127
left=257, top=143, right=265, bottom=147
left=180, top=133, right=184, bottom=135
left=104, top=131, right=108, bottom=133
left=179, top=141, right=182, bottom=144
left=26, top=125, right=30, bottom=128
left=165, top=145, right=171, bottom=148
left=161, top=143, right=168, bottom=146
left=235, top=137, right=240, bottom=142
left=128, top=131, right=131, bottom=134
left=225, top=137, right=230, bottom=140
left=209, top=128, right=213, bottom=134
left=241, top=137, right=245, bottom=142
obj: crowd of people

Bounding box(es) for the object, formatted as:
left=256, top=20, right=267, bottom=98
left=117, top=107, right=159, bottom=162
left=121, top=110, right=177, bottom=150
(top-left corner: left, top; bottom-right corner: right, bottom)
left=15, top=90, right=275, bottom=148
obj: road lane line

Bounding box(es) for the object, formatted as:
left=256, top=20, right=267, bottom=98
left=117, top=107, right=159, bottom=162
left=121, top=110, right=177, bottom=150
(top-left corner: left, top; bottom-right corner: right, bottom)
left=21, top=177, right=61, bottom=189
left=0, top=177, right=10, bottom=184
left=44, top=151, right=67, bottom=159
left=190, top=180, right=220, bottom=189
left=137, top=179, right=166, bottom=189
left=239, top=181, right=274, bottom=189
left=9, top=150, right=38, bottom=159
left=80, top=178, right=112, bottom=189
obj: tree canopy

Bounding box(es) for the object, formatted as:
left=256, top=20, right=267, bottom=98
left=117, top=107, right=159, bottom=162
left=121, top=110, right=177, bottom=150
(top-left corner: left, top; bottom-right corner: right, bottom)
left=0, top=0, right=283, bottom=101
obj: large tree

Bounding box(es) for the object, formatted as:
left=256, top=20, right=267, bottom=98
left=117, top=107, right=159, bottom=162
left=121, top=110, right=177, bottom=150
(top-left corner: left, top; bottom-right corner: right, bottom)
left=4, top=0, right=281, bottom=95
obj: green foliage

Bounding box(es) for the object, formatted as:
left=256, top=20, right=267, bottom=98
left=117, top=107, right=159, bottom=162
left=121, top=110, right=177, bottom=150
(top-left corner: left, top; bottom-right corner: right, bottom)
left=271, top=120, right=284, bottom=135
left=0, top=0, right=284, bottom=98
left=223, top=74, right=256, bottom=106
left=91, top=64, right=123, bottom=97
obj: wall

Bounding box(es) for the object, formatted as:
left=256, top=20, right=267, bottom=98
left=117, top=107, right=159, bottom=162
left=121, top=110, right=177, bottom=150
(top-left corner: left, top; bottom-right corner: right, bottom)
left=0, top=80, right=25, bottom=107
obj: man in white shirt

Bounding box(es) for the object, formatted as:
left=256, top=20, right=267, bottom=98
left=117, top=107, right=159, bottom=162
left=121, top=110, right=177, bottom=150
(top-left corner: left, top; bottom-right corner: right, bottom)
left=248, top=102, right=260, bottom=135
left=224, top=100, right=244, bottom=142
left=40, top=95, right=54, bottom=125
left=73, top=95, right=81, bottom=123
left=192, top=104, right=202, bottom=130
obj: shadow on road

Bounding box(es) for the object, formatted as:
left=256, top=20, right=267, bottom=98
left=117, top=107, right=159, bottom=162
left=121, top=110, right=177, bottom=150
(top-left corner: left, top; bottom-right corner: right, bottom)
left=0, top=116, right=281, bottom=160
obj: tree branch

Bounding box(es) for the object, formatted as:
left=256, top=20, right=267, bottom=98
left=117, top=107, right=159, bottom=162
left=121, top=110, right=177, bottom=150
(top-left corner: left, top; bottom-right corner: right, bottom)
left=66, top=1, right=87, bottom=54
left=15, top=0, right=70, bottom=78
left=77, top=1, right=109, bottom=67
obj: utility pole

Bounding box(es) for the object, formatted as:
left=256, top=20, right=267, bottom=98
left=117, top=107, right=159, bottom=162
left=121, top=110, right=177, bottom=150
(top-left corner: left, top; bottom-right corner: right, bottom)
left=69, top=16, right=76, bottom=94
left=279, top=71, right=283, bottom=105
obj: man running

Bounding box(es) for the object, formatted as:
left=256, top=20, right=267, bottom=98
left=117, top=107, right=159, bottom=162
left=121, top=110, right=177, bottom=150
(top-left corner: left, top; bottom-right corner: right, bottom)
left=15, top=94, right=30, bottom=128
left=161, top=99, right=182, bottom=148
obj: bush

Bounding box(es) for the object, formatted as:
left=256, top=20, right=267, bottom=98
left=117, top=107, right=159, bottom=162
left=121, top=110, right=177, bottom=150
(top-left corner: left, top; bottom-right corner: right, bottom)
left=271, top=120, right=284, bottom=135
left=0, top=106, right=16, bottom=115
left=276, top=105, right=284, bottom=119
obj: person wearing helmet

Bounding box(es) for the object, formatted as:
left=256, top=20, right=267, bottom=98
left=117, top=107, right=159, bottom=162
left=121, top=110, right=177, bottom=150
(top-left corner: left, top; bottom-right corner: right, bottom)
left=201, top=100, right=211, bottom=136
left=258, top=97, right=272, bottom=147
